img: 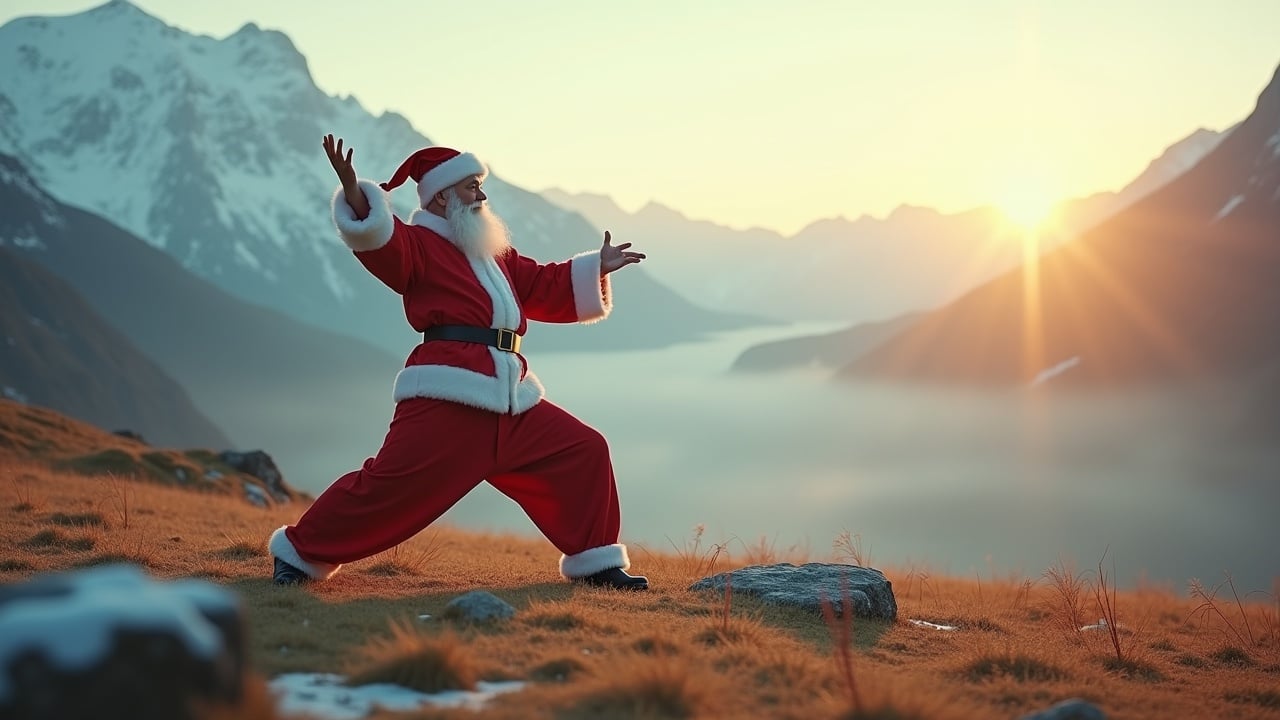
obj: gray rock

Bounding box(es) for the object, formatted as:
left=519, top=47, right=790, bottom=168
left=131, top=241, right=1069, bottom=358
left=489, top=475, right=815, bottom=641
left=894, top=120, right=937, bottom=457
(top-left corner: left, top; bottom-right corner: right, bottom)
left=443, top=591, right=516, bottom=623
left=689, top=562, right=897, bottom=620
left=218, top=450, right=290, bottom=502
left=1018, top=698, right=1107, bottom=720
left=0, top=564, right=245, bottom=720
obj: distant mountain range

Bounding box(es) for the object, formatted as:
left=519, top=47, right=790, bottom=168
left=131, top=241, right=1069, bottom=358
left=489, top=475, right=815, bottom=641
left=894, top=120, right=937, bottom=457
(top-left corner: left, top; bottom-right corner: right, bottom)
left=0, top=245, right=228, bottom=448
left=545, top=128, right=1226, bottom=326
left=724, top=67, right=1278, bottom=386
left=0, top=1, right=755, bottom=357
left=838, top=63, right=1280, bottom=389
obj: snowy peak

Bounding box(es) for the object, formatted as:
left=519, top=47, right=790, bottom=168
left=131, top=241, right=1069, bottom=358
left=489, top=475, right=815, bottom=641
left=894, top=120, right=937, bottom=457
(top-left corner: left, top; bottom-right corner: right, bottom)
left=1, top=2, right=741, bottom=357
left=1119, top=127, right=1227, bottom=200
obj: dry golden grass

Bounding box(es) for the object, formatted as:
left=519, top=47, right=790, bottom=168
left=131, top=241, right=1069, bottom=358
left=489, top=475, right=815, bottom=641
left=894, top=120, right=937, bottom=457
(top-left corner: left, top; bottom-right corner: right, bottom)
left=1, top=461, right=1278, bottom=720
left=0, top=398, right=307, bottom=504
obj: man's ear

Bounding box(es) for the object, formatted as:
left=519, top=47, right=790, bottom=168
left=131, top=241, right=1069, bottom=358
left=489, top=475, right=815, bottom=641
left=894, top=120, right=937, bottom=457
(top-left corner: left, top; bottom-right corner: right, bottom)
left=433, top=191, right=449, bottom=207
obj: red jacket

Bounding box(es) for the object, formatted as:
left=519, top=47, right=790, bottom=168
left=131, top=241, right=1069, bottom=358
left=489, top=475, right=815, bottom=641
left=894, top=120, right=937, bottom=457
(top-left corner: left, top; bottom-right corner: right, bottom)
left=332, top=179, right=610, bottom=414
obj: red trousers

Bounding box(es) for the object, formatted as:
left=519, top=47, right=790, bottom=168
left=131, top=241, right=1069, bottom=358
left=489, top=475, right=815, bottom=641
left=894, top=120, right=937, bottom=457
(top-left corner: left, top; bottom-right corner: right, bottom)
left=285, top=397, right=621, bottom=569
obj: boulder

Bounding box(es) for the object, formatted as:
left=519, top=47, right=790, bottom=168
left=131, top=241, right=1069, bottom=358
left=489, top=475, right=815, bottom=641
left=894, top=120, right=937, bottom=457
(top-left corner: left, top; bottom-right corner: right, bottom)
left=0, top=564, right=245, bottom=720
left=218, top=450, right=291, bottom=502
left=690, top=562, right=897, bottom=620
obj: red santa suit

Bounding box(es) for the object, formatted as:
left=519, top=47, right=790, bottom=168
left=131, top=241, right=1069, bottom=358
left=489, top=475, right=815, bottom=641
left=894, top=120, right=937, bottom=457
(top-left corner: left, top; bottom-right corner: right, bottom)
left=269, top=149, right=631, bottom=582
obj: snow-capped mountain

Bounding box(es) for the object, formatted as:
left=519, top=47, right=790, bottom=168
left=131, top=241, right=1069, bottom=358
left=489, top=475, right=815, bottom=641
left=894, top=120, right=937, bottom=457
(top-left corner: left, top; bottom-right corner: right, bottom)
left=0, top=1, right=752, bottom=357
left=546, top=128, right=1224, bottom=326
left=838, top=64, right=1280, bottom=387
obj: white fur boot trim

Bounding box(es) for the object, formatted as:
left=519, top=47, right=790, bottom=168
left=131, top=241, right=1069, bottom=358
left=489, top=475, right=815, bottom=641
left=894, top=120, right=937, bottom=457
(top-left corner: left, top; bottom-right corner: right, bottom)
left=559, top=543, right=630, bottom=579
left=269, top=526, right=341, bottom=580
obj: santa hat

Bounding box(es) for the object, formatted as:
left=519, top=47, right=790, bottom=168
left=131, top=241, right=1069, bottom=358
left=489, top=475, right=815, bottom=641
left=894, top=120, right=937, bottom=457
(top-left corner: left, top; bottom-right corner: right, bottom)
left=380, top=147, right=488, bottom=207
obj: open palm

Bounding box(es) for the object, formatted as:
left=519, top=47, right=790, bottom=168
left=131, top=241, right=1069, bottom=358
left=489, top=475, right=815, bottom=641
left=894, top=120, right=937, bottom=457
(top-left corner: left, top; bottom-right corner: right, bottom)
left=600, top=231, right=645, bottom=276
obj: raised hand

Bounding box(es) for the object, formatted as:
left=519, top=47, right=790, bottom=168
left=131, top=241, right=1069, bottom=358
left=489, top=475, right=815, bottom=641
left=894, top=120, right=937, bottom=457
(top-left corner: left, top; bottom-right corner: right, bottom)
left=322, top=134, right=358, bottom=189
left=599, top=231, right=645, bottom=276
left=323, top=133, right=370, bottom=219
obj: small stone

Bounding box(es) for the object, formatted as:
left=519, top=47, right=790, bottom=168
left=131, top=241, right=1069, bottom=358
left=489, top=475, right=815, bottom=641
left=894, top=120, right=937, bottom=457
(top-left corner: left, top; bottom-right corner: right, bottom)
left=442, top=591, right=515, bottom=623
left=1018, top=698, right=1107, bottom=720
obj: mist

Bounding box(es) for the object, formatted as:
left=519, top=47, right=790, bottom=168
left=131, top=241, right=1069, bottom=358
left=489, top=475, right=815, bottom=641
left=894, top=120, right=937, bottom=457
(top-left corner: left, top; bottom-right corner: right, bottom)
left=270, top=323, right=1279, bottom=593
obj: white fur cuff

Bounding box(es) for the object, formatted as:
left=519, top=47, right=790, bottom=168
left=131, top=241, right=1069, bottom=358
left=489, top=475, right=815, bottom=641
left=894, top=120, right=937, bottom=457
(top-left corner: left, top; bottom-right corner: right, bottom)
left=570, top=251, right=612, bottom=324
left=332, top=179, right=394, bottom=251
left=269, top=526, right=341, bottom=580
left=559, top=543, right=630, bottom=579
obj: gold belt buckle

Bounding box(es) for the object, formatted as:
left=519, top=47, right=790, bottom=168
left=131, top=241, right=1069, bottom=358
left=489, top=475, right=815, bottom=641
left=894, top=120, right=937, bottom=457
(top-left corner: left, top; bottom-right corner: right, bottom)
left=496, top=328, right=520, bottom=353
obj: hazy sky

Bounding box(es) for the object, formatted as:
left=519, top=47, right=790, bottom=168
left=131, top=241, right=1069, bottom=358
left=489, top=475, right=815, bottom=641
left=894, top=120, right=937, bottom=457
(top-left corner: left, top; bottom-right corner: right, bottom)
left=4, top=1, right=1279, bottom=235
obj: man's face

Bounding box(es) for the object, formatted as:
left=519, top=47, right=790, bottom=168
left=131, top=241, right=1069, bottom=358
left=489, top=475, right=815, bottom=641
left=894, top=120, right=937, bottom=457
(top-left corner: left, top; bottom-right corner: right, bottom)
left=450, top=176, right=486, bottom=209
left=444, top=181, right=510, bottom=258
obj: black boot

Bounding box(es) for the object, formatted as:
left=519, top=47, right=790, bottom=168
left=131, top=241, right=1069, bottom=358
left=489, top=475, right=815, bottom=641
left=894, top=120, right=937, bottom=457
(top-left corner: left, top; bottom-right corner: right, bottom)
left=574, top=567, right=649, bottom=591
left=273, top=556, right=310, bottom=586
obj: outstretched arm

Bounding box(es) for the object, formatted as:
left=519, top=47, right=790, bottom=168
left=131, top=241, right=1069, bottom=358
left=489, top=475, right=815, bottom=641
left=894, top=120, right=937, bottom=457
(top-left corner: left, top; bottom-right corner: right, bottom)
left=323, top=134, right=370, bottom=220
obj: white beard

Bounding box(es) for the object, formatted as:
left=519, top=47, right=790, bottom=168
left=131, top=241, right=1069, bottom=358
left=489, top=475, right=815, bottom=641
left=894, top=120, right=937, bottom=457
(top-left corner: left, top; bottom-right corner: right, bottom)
left=445, top=191, right=511, bottom=259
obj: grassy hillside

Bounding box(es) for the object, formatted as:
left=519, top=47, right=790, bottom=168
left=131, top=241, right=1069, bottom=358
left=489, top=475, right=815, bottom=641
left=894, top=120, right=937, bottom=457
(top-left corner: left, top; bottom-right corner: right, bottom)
left=0, top=461, right=1276, bottom=718
left=0, top=398, right=304, bottom=504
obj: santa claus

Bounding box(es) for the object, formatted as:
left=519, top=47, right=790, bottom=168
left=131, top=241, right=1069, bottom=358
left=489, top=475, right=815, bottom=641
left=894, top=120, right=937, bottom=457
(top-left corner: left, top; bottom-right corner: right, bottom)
left=268, top=135, right=649, bottom=590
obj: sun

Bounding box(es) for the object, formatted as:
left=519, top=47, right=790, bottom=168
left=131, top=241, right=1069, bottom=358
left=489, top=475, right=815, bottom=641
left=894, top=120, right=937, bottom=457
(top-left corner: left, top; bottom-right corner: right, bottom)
left=997, top=183, right=1057, bottom=231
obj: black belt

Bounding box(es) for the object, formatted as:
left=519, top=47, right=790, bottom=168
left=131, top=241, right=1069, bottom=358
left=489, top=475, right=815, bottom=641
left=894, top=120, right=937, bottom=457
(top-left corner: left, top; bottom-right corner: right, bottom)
left=422, top=325, right=522, bottom=353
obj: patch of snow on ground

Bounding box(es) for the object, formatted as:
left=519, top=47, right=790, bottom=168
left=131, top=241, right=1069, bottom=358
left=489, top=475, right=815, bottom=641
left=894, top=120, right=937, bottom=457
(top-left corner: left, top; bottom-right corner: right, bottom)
left=1031, top=356, right=1081, bottom=386
left=1213, top=194, right=1245, bottom=222
left=907, top=619, right=958, bottom=631
left=269, top=673, right=524, bottom=719
left=9, top=235, right=46, bottom=249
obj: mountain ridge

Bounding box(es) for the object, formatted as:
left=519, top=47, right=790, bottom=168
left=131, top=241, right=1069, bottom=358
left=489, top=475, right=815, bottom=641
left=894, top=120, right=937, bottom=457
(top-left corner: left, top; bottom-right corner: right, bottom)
left=0, top=0, right=752, bottom=357
left=544, top=126, right=1225, bottom=326
left=837, top=63, right=1280, bottom=389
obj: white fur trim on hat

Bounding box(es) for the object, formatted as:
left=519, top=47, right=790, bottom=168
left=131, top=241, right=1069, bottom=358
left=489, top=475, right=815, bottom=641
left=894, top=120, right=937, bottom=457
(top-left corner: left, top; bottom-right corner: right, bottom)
left=559, top=543, right=630, bottom=579
left=332, top=179, right=394, bottom=252
left=417, top=152, right=487, bottom=207
left=269, top=526, right=341, bottom=580
left=570, top=251, right=612, bottom=323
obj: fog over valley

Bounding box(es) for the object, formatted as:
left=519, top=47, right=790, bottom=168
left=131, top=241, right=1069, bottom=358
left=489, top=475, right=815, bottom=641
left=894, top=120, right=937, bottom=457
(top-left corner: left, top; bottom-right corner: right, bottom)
left=268, top=324, right=1278, bottom=593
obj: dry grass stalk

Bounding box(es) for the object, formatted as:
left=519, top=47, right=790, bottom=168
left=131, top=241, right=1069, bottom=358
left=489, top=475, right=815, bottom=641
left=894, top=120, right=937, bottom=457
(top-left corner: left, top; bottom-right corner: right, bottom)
left=1093, top=548, right=1125, bottom=661
left=100, top=472, right=134, bottom=529
left=662, top=524, right=728, bottom=581
left=721, top=570, right=732, bottom=633
left=1092, top=548, right=1149, bottom=667
left=345, top=619, right=479, bottom=693
left=216, top=529, right=268, bottom=560
left=561, top=655, right=720, bottom=720
left=10, top=474, right=41, bottom=512
left=1043, top=557, right=1088, bottom=639
left=832, top=529, right=871, bottom=567
left=820, top=574, right=863, bottom=714
left=902, top=564, right=937, bottom=608
left=363, top=534, right=445, bottom=577
left=1187, top=572, right=1266, bottom=653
